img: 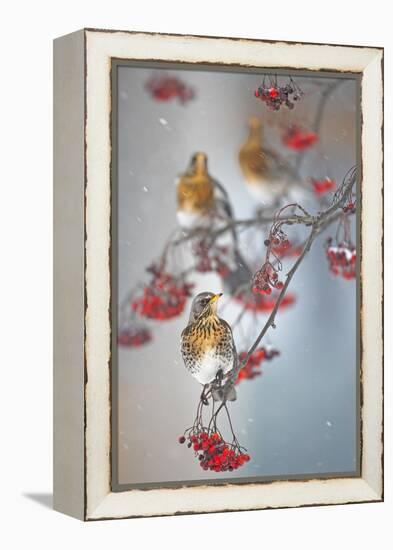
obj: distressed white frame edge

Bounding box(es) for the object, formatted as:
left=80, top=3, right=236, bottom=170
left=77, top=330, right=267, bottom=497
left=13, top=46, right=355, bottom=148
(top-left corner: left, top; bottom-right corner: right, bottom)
left=54, top=29, right=86, bottom=520
left=83, top=30, right=383, bottom=520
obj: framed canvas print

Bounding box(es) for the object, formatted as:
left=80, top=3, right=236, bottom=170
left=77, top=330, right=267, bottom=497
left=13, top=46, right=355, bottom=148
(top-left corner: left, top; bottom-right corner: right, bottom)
left=53, top=28, right=383, bottom=520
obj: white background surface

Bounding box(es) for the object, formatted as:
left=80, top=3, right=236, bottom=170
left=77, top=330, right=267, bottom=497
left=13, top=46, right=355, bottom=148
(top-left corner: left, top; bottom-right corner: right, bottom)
left=0, top=1, right=391, bottom=548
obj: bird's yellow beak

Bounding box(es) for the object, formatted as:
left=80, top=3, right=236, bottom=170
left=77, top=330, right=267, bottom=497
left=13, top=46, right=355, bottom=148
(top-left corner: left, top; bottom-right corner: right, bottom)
left=209, top=293, right=223, bottom=304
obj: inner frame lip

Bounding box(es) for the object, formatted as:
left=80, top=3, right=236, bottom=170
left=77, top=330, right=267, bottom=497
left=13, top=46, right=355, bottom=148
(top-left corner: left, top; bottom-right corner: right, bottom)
left=109, top=57, right=362, bottom=493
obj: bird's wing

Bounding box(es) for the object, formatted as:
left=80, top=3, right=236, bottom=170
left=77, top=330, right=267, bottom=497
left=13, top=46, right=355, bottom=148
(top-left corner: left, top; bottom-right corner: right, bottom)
left=180, top=325, right=195, bottom=365
left=263, top=147, right=300, bottom=182
left=220, top=319, right=238, bottom=372
left=180, top=325, right=191, bottom=349
left=239, top=145, right=267, bottom=176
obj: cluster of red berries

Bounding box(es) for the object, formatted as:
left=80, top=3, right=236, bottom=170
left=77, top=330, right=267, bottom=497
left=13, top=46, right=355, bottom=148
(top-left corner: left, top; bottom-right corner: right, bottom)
left=266, top=230, right=291, bottom=253
left=235, top=290, right=296, bottom=313
left=236, top=347, right=280, bottom=384
left=272, top=241, right=302, bottom=258
left=179, top=431, right=250, bottom=472
left=251, top=229, right=293, bottom=295
left=254, top=81, right=303, bottom=111
left=117, top=325, right=152, bottom=348
left=325, top=238, right=356, bottom=280
left=132, top=264, right=194, bottom=320
left=145, top=75, right=195, bottom=104
left=342, top=200, right=356, bottom=214
left=193, top=239, right=230, bottom=277
left=311, top=177, right=336, bottom=195
left=282, top=126, right=318, bottom=151
left=252, top=262, right=284, bottom=295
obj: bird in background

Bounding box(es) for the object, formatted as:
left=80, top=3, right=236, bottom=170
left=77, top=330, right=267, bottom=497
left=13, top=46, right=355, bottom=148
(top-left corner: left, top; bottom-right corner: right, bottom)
left=176, top=152, right=253, bottom=297
left=238, top=117, right=307, bottom=204
left=176, top=152, right=216, bottom=229
left=181, top=292, right=237, bottom=403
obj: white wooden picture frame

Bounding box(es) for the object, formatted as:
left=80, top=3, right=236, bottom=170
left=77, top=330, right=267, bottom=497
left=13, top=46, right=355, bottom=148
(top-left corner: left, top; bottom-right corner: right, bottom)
left=53, top=28, right=383, bottom=520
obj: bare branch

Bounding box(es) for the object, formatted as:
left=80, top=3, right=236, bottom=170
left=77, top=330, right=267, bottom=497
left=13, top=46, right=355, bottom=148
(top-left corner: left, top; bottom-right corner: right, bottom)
left=295, top=80, right=344, bottom=173
left=222, top=165, right=357, bottom=395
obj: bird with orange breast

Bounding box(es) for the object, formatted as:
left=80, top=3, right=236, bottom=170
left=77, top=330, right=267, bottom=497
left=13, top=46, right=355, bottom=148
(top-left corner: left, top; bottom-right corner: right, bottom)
left=176, top=152, right=216, bottom=229
left=176, top=152, right=252, bottom=293
left=239, top=117, right=306, bottom=204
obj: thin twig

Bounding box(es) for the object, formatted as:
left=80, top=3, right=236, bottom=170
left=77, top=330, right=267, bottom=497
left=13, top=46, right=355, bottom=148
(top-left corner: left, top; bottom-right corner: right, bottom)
left=238, top=229, right=315, bottom=371
left=173, top=213, right=316, bottom=245
left=295, top=80, right=344, bottom=173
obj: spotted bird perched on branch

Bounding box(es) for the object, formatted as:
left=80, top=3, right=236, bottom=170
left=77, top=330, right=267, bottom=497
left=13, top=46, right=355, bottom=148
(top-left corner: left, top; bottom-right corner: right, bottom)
left=181, top=292, right=237, bottom=403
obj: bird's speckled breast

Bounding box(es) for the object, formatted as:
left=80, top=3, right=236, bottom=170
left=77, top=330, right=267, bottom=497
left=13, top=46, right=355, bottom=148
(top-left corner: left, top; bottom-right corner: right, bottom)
left=181, top=315, right=234, bottom=384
